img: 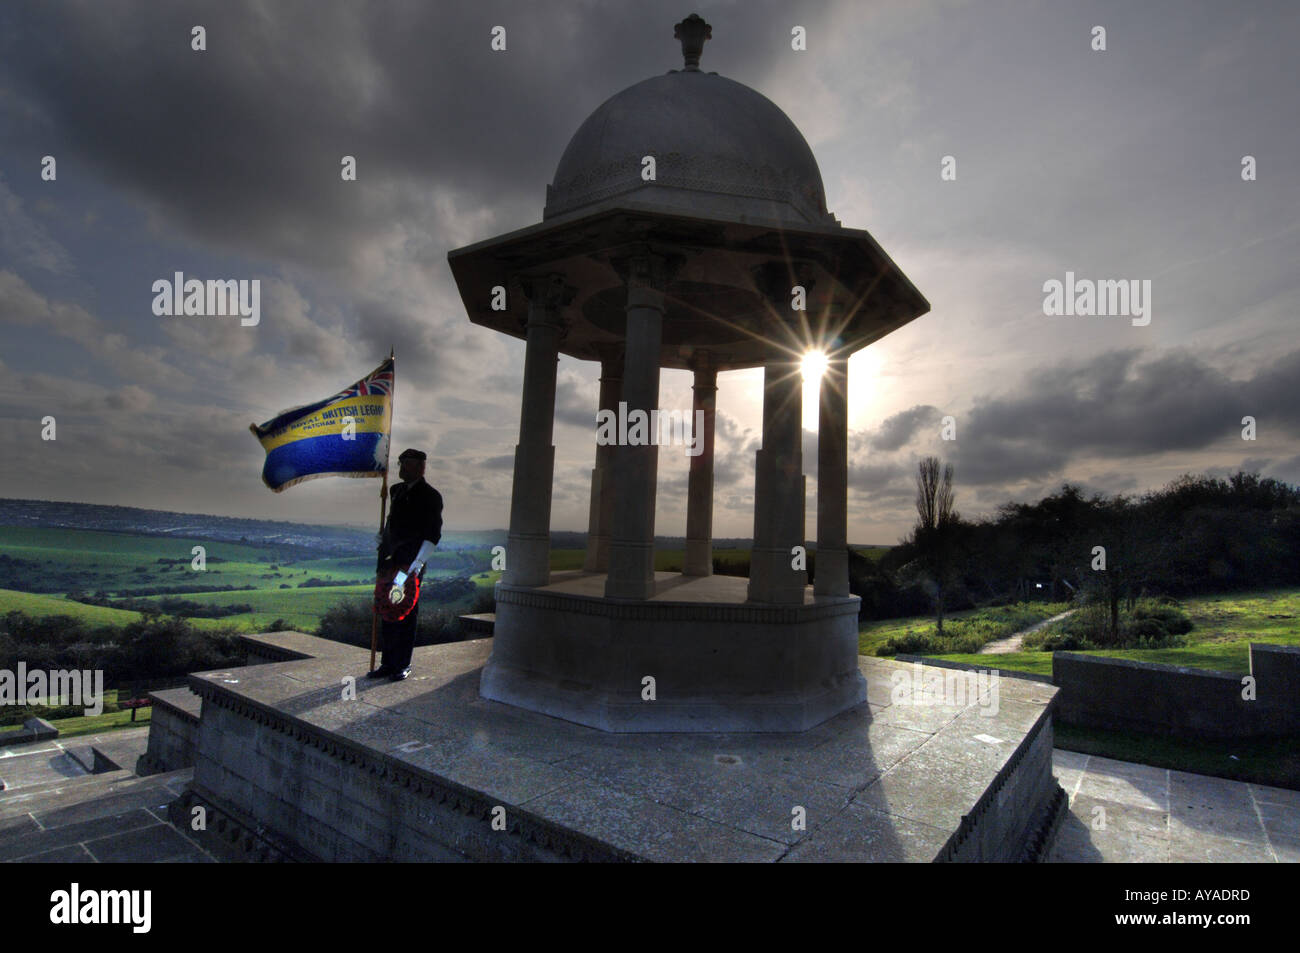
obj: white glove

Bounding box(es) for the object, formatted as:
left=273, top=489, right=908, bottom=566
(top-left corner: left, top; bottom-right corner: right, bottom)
left=388, top=541, right=435, bottom=605
left=406, top=540, right=437, bottom=577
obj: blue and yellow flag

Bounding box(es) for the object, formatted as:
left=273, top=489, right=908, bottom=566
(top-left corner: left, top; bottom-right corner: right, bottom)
left=249, top=357, right=394, bottom=492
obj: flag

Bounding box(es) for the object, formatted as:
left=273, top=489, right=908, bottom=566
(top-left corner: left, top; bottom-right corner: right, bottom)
left=249, top=357, right=394, bottom=492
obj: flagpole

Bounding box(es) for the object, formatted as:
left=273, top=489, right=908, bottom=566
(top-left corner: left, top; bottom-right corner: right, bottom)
left=369, top=347, right=395, bottom=673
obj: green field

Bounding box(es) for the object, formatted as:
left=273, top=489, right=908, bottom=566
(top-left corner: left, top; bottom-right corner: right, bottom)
left=0, top=525, right=479, bottom=593
left=0, top=525, right=499, bottom=633
left=924, top=588, right=1300, bottom=676
left=0, top=587, right=242, bottom=631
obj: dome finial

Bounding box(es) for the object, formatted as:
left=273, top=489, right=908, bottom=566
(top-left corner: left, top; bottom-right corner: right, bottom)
left=674, top=13, right=711, bottom=71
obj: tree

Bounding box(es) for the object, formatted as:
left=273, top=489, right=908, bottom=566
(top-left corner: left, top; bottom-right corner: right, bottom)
left=908, top=456, right=960, bottom=633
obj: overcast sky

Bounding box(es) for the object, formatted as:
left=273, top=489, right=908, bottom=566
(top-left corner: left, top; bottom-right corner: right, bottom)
left=1, top=0, right=1297, bottom=544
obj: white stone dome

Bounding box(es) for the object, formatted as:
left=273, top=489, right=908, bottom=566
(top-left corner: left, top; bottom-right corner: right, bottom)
left=544, top=18, right=834, bottom=227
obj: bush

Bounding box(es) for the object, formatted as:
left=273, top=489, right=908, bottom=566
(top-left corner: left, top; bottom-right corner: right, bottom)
left=1133, top=604, right=1193, bottom=635
left=0, top=610, right=246, bottom=688
left=881, top=628, right=987, bottom=656
left=1026, top=598, right=1192, bottom=651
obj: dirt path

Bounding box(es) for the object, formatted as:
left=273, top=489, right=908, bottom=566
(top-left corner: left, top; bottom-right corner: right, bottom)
left=978, top=609, right=1075, bottom=654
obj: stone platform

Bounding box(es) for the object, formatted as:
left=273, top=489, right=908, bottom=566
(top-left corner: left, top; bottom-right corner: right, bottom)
left=175, top=633, right=1063, bottom=862
left=487, top=570, right=866, bottom=732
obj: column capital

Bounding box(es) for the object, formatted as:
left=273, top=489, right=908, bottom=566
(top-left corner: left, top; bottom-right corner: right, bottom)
left=687, top=348, right=716, bottom=374
left=517, top=271, right=575, bottom=310
left=609, top=247, right=685, bottom=293
left=514, top=272, right=574, bottom=339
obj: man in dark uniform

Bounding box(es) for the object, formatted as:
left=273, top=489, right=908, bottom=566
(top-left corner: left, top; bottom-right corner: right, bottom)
left=368, top=448, right=443, bottom=681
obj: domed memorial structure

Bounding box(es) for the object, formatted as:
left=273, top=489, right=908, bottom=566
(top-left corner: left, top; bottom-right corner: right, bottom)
left=448, top=14, right=930, bottom=731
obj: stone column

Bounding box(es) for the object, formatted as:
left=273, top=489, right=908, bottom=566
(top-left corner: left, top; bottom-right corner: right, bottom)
left=605, top=252, right=671, bottom=600
left=503, top=274, right=571, bottom=588
left=683, top=355, right=717, bottom=576
left=584, top=345, right=624, bottom=572
left=815, top=354, right=850, bottom=596
left=747, top=354, right=807, bottom=604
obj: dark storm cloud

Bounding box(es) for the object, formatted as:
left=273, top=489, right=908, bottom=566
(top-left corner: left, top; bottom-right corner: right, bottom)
left=436, top=393, right=511, bottom=426
left=554, top=376, right=597, bottom=430
left=0, top=0, right=830, bottom=271
left=711, top=411, right=756, bottom=488
left=354, top=297, right=446, bottom=377
left=868, top=403, right=940, bottom=451
left=849, top=460, right=911, bottom=502
left=949, top=347, right=1300, bottom=486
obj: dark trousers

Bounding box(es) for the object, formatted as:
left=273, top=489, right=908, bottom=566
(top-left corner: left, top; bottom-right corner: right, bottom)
left=380, top=600, right=419, bottom=671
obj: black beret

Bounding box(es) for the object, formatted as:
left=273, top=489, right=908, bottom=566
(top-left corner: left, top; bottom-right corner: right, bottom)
left=398, top=448, right=426, bottom=462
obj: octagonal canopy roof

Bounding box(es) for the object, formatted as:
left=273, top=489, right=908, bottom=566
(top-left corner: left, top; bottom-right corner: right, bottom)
left=448, top=15, right=930, bottom=372
left=544, top=15, right=835, bottom=228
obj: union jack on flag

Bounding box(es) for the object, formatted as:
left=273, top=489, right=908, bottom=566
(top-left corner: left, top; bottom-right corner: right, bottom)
left=249, top=356, right=395, bottom=492
left=337, top=359, right=394, bottom=398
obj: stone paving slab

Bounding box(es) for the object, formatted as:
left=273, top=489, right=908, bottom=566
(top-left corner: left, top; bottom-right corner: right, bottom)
left=0, top=749, right=90, bottom=793
left=781, top=801, right=951, bottom=862
left=1047, top=750, right=1297, bottom=863
left=10, top=843, right=95, bottom=863
left=83, top=820, right=212, bottom=863
left=1257, top=802, right=1300, bottom=841
left=1272, top=836, right=1300, bottom=863
left=524, top=780, right=787, bottom=862
left=852, top=747, right=1003, bottom=832
left=0, top=726, right=153, bottom=796
left=1, top=766, right=189, bottom=820
left=32, top=786, right=178, bottom=832
left=0, top=807, right=160, bottom=862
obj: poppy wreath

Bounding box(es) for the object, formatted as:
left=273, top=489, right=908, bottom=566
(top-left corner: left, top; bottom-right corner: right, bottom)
left=374, top=563, right=420, bottom=621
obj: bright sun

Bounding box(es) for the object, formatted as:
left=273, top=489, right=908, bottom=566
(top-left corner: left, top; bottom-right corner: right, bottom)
left=801, top=350, right=829, bottom=381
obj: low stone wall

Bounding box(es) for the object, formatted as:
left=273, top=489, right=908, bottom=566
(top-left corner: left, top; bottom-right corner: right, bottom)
left=1250, top=644, right=1300, bottom=734
left=186, top=684, right=631, bottom=862
left=239, top=633, right=316, bottom=665
left=458, top=613, right=495, bottom=636
left=937, top=699, right=1066, bottom=862
left=137, top=688, right=202, bottom=776
left=0, top=717, right=58, bottom=747
left=1052, top=643, right=1300, bottom=739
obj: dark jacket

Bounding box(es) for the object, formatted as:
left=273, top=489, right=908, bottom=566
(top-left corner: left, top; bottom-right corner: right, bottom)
left=377, top=477, right=443, bottom=573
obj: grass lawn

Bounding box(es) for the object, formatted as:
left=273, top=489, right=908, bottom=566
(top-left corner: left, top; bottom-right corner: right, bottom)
left=47, top=707, right=154, bottom=739
left=0, top=685, right=160, bottom=742
left=859, top=602, right=1068, bottom=656
left=0, top=707, right=153, bottom=742
left=928, top=587, right=1300, bottom=676
left=0, top=588, right=148, bottom=626
left=1056, top=722, right=1300, bottom=791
